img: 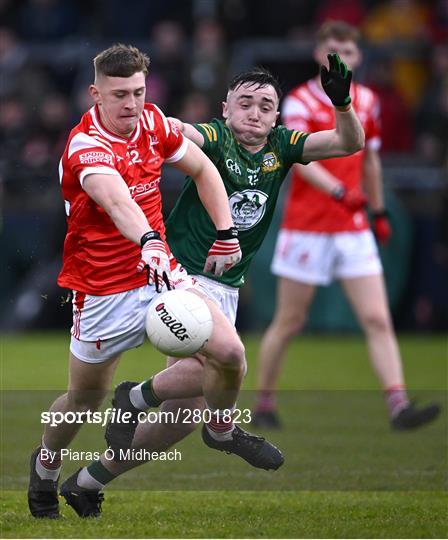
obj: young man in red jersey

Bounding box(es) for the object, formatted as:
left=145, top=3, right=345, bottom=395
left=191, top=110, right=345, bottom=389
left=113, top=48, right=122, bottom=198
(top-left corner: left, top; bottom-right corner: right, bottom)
left=253, top=21, right=440, bottom=430
left=28, top=43, right=284, bottom=519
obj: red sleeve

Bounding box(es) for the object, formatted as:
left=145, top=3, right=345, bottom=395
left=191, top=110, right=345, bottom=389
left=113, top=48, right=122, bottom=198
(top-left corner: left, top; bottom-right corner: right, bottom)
left=364, top=92, right=382, bottom=144
left=151, top=104, right=187, bottom=163
left=281, top=94, right=312, bottom=132
left=67, top=132, right=118, bottom=185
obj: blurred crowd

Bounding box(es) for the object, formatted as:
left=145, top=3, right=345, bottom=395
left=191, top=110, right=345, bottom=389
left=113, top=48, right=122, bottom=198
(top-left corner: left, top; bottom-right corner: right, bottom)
left=1, top=0, right=447, bottom=330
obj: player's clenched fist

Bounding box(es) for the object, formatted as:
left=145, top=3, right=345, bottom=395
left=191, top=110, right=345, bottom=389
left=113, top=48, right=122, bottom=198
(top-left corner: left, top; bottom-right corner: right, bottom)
left=137, top=231, right=173, bottom=292
left=204, top=227, right=242, bottom=277
left=372, top=210, right=392, bottom=245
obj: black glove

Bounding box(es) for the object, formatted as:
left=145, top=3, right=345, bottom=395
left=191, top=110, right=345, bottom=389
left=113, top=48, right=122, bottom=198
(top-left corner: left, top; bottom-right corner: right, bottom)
left=321, top=53, right=352, bottom=108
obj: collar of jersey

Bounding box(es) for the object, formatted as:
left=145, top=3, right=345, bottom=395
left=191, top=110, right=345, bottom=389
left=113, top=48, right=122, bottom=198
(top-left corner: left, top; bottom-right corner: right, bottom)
left=228, top=124, right=270, bottom=158
left=90, top=105, right=141, bottom=144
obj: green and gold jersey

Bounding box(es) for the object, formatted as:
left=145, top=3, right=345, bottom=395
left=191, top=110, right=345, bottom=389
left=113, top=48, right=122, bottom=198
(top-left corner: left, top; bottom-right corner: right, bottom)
left=166, top=118, right=309, bottom=287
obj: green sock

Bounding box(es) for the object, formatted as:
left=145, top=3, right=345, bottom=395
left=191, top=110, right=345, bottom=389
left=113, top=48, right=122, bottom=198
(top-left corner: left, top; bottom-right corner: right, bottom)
left=141, top=378, right=162, bottom=407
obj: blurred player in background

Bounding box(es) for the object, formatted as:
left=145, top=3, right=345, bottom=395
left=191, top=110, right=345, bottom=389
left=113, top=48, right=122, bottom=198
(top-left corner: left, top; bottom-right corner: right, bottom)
left=28, top=43, right=256, bottom=519
left=253, top=20, right=441, bottom=430
left=58, top=54, right=368, bottom=518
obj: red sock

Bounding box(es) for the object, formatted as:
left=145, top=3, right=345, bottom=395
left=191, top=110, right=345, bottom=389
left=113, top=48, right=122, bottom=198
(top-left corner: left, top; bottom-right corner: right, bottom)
left=39, top=449, right=62, bottom=470
left=385, top=385, right=409, bottom=418
left=207, top=412, right=234, bottom=434
left=256, top=391, right=276, bottom=413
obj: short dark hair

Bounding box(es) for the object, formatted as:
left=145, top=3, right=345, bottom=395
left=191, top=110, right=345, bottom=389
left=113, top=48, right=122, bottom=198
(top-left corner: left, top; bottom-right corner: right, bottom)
left=316, top=20, right=360, bottom=45
left=94, top=43, right=150, bottom=78
left=228, top=67, right=282, bottom=101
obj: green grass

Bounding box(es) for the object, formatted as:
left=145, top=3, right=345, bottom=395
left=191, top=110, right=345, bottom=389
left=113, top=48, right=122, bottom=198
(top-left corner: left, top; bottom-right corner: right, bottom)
left=1, top=491, right=447, bottom=538
left=1, top=333, right=447, bottom=538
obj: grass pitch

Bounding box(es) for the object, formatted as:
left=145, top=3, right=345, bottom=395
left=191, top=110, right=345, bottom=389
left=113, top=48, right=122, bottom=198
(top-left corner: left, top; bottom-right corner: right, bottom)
left=1, top=333, right=447, bottom=538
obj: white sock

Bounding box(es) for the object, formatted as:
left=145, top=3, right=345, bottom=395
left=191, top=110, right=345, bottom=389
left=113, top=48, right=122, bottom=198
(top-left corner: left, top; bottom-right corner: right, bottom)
left=77, top=466, right=105, bottom=490
left=36, top=439, right=62, bottom=481
left=206, top=424, right=235, bottom=441
left=205, top=404, right=235, bottom=441
left=129, top=383, right=149, bottom=410
left=36, top=457, right=61, bottom=481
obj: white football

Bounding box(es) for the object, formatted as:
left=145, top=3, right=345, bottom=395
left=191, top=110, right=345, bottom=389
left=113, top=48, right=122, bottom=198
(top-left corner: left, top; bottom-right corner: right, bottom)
left=145, top=289, right=213, bottom=357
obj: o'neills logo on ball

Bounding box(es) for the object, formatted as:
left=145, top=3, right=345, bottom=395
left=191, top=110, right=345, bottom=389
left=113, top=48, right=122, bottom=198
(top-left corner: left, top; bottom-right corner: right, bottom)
left=154, top=303, right=189, bottom=341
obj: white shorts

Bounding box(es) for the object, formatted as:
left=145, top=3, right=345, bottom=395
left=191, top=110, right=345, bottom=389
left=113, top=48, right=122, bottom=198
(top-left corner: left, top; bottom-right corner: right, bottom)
left=70, top=264, right=198, bottom=364
left=271, top=229, right=382, bottom=286
left=193, top=274, right=239, bottom=326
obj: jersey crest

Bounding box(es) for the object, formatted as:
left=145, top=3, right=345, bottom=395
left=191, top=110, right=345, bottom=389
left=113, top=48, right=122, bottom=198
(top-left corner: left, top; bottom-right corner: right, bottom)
left=229, top=189, right=268, bottom=230
left=261, top=151, right=280, bottom=173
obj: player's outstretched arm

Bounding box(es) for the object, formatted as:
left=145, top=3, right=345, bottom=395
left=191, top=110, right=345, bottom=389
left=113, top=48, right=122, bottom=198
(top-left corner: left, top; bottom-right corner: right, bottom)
left=301, top=53, right=365, bottom=162
left=168, top=117, right=205, bottom=148
left=173, top=140, right=242, bottom=275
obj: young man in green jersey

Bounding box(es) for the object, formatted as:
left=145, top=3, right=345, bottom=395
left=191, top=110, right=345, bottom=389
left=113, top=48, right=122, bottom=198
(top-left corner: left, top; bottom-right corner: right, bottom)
left=59, top=56, right=367, bottom=517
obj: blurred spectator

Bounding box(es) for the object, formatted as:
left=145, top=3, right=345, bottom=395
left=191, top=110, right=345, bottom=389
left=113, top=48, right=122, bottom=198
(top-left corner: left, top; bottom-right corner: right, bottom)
left=0, top=96, right=29, bottom=188
left=315, top=0, right=367, bottom=27
left=11, top=135, right=54, bottom=208
left=94, top=0, right=193, bottom=40
left=415, top=43, right=448, bottom=165
left=0, top=0, right=22, bottom=26
left=411, top=191, right=448, bottom=331
left=428, top=0, right=448, bottom=42
left=366, top=58, right=414, bottom=153
left=0, top=27, right=28, bottom=97
left=176, top=91, right=213, bottom=123
left=36, top=93, right=72, bottom=155
left=17, top=0, right=81, bottom=41
left=189, top=19, right=229, bottom=112
left=72, top=83, right=94, bottom=122
left=149, top=20, right=190, bottom=112
left=219, top=0, right=317, bottom=40
left=363, top=0, right=431, bottom=108
left=363, top=0, right=430, bottom=42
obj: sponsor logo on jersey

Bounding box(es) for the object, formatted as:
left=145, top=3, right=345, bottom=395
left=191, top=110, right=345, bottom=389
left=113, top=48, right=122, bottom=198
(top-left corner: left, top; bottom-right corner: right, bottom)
left=155, top=303, right=189, bottom=341
left=129, top=178, right=160, bottom=198
left=261, top=152, right=280, bottom=173
left=247, top=167, right=260, bottom=186
left=229, top=189, right=268, bottom=230
left=79, top=151, right=113, bottom=165
left=226, top=159, right=242, bottom=176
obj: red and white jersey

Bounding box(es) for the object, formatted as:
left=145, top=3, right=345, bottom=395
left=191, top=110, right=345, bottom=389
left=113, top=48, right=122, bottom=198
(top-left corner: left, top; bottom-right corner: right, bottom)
left=281, top=78, right=381, bottom=232
left=58, top=103, right=187, bottom=295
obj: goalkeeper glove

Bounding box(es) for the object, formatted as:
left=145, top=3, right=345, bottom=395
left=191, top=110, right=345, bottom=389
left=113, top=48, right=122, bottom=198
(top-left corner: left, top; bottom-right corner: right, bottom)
left=321, top=53, right=352, bottom=108
left=204, top=227, right=242, bottom=277
left=331, top=185, right=368, bottom=211
left=137, top=231, right=173, bottom=292
left=372, top=210, right=392, bottom=245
